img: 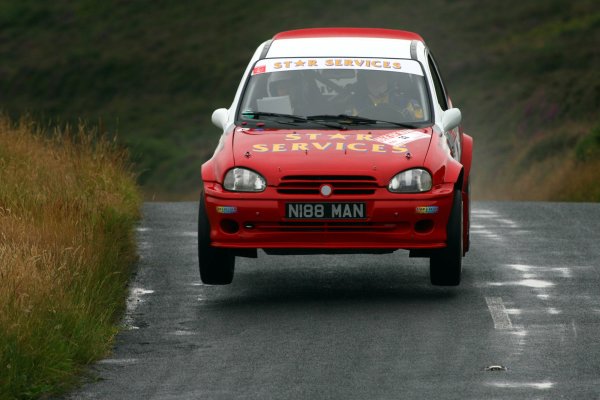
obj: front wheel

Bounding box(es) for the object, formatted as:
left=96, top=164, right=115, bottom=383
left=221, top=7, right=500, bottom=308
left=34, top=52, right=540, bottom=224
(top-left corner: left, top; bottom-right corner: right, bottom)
left=430, top=189, right=463, bottom=286
left=198, top=192, right=235, bottom=284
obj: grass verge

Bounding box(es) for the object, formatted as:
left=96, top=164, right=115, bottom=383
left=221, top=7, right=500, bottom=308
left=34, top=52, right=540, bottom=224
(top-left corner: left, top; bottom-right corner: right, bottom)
left=0, top=114, right=141, bottom=399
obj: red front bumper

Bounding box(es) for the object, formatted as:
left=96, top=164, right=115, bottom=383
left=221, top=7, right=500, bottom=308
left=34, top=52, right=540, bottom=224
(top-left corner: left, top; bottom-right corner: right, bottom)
left=203, top=182, right=454, bottom=250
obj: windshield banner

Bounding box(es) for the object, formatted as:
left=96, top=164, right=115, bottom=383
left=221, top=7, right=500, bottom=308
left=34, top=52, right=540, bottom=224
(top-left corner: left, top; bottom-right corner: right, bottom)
left=252, top=58, right=424, bottom=76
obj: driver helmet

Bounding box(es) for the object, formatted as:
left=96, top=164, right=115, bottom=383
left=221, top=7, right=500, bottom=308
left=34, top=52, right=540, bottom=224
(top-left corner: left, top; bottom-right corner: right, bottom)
left=365, top=72, right=390, bottom=97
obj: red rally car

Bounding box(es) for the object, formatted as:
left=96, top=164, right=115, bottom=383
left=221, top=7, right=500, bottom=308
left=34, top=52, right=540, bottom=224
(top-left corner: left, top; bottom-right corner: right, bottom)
left=199, top=28, right=473, bottom=286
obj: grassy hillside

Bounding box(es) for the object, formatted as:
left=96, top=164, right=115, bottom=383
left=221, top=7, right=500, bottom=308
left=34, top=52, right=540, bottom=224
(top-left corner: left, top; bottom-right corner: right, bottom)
left=0, top=115, right=141, bottom=399
left=1, top=0, right=598, bottom=200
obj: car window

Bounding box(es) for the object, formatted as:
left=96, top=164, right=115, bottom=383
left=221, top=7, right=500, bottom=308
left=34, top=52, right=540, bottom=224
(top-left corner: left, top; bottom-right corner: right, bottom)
left=427, top=54, right=448, bottom=111
left=238, top=58, right=432, bottom=126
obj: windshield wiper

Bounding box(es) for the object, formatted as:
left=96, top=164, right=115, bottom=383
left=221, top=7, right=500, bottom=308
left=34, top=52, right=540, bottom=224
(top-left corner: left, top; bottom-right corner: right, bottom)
left=241, top=111, right=308, bottom=124
left=242, top=111, right=346, bottom=129
left=307, top=114, right=420, bottom=129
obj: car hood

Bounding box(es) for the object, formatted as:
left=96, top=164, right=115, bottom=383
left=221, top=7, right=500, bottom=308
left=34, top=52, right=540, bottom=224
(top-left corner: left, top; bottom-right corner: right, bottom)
left=231, top=127, right=433, bottom=184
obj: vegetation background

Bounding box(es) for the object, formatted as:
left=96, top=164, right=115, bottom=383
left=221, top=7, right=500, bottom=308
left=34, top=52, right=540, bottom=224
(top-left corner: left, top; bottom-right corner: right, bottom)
left=1, top=0, right=598, bottom=200
left=0, top=116, right=140, bottom=399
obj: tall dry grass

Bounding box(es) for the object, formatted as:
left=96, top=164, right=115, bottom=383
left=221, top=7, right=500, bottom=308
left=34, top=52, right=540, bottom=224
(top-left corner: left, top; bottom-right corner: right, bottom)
left=0, top=115, right=141, bottom=399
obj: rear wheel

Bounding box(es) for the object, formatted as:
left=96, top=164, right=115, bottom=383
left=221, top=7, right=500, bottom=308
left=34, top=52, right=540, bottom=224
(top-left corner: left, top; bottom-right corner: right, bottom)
left=430, top=189, right=463, bottom=286
left=198, top=192, right=235, bottom=284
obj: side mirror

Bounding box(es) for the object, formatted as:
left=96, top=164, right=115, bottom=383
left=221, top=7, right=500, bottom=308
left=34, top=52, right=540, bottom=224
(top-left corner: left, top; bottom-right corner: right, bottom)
left=441, top=108, right=462, bottom=132
left=211, top=108, right=228, bottom=130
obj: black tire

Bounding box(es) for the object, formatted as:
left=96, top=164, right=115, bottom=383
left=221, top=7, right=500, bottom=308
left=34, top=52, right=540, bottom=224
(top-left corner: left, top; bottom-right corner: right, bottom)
left=198, top=192, right=235, bottom=285
left=430, top=189, right=463, bottom=286
left=463, top=178, right=471, bottom=254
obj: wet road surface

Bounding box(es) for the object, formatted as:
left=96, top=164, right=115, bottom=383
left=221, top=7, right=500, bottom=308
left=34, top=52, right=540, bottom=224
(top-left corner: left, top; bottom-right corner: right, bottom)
left=66, top=201, right=600, bottom=399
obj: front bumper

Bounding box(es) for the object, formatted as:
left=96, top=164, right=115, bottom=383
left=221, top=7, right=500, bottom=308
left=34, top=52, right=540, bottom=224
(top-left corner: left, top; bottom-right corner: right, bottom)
left=203, top=182, right=454, bottom=250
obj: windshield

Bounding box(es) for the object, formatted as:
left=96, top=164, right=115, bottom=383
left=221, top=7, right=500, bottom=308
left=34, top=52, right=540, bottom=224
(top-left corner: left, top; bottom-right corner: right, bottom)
left=237, top=57, right=431, bottom=127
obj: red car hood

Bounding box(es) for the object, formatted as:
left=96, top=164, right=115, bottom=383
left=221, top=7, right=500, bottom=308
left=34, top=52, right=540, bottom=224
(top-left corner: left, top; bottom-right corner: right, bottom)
left=232, top=127, right=433, bottom=184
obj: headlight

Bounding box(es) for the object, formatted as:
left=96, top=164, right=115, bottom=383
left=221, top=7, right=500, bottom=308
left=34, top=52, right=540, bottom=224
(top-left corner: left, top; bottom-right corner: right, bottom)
left=223, top=168, right=266, bottom=192
left=388, top=168, right=432, bottom=193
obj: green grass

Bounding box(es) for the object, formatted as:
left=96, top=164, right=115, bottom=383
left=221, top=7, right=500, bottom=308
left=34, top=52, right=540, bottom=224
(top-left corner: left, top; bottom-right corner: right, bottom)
left=0, top=0, right=598, bottom=200
left=0, top=115, right=141, bottom=399
left=575, top=123, right=600, bottom=162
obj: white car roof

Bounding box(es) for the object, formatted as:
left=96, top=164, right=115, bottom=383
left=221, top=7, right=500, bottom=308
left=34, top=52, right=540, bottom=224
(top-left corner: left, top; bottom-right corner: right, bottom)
left=267, top=37, right=414, bottom=59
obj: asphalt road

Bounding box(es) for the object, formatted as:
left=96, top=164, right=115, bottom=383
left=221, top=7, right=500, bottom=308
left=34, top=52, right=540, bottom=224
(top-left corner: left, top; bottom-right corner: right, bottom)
left=66, top=201, right=600, bottom=399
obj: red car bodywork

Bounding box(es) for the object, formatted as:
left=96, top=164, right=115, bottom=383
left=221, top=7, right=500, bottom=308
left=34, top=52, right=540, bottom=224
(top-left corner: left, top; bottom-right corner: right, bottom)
left=202, top=125, right=472, bottom=253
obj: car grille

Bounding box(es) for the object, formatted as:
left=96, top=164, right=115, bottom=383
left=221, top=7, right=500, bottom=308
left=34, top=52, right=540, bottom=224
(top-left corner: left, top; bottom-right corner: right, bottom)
left=277, top=175, right=378, bottom=195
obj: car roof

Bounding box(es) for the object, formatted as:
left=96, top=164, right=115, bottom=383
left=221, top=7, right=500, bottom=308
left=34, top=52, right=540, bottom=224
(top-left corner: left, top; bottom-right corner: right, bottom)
left=273, top=27, right=424, bottom=41
left=266, top=28, right=425, bottom=59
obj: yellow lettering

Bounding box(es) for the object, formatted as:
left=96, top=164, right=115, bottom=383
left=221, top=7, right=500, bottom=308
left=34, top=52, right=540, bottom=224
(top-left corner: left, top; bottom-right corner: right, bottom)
left=284, top=61, right=292, bottom=68
left=344, top=59, right=353, bottom=66
left=295, top=60, right=306, bottom=67
left=285, top=133, right=301, bottom=141
left=325, top=59, right=334, bottom=66
left=372, top=144, right=386, bottom=152
left=335, top=142, right=346, bottom=151
left=335, top=59, right=342, bottom=66
left=308, top=59, right=317, bottom=66
left=354, top=59, right=364, bottom=67
left=347, top=143, right=367, bottom=152
left=291, top=143, right=309, bottom=151
left=312, top=142, right=332, bottom=151
left=252, top=144, right=269, bottom=152
left=274, top=62, right=282, bottom=69
left=392, top=62, right=401, bottom=69
left=372, top=60, right=381, bottom=68
left=383, top=61, right=390, bottom=68
left=356, top=134, right=373, bottom=141
left=307, top=133, right=322, bottom=140
left=329, top=133, right=348, bottom=140
left=273, top=144, right=287, bottom=152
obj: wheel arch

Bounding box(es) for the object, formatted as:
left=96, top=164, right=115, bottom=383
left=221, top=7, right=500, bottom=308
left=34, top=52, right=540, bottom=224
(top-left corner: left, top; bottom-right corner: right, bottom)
left=460, top=133, right=473, bottom=191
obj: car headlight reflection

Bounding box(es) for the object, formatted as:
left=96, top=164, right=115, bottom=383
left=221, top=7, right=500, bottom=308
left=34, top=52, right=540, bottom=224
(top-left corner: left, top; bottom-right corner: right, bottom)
left=388, top=168, right=432, bottom=193
left=223, top=168, right=266, bottom=192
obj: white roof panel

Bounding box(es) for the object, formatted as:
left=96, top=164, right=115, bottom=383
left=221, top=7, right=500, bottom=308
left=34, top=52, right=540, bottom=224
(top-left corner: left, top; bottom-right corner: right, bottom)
left=267, top=38, right=414, bottom=59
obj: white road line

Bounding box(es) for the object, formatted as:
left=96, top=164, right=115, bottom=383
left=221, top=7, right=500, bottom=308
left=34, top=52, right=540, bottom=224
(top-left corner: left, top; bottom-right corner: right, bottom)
left=98, top=358, right=138, bottom=365
left=488, top=381, right=554, bottom=390
left=485, top=297, right=513, bottom=330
